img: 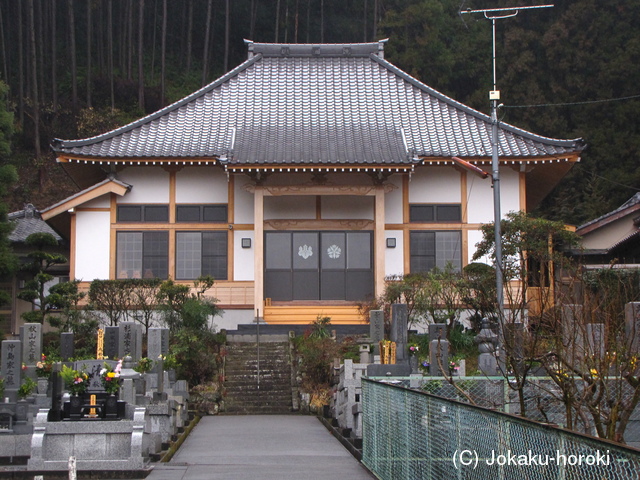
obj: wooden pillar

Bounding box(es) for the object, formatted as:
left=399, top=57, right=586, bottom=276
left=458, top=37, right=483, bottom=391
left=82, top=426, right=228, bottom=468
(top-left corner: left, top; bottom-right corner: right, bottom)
left=254, top=186, right=264, bottom=319
left=375, top=186, right=385, bottom=298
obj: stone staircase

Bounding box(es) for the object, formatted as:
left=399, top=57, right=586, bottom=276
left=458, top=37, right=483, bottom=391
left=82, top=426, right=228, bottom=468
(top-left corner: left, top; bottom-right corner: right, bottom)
left=222, top=340, right=294, bottom=414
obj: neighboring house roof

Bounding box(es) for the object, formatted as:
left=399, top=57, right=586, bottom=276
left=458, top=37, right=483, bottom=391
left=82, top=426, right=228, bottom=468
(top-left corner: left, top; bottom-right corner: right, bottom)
left=40, top=177, right=132, bottom=238
left=576, top=193, right=640, bottom=236
left=8, top=204, right=62, bottom=243
left=52, top=40, right=584, bottom=169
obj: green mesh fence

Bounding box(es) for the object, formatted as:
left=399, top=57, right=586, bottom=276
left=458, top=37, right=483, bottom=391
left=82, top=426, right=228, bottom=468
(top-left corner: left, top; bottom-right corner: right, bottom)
left=362, top=378, right=640, bottom=480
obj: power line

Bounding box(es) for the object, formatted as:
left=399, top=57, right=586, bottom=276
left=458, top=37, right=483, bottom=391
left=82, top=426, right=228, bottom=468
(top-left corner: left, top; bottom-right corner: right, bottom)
left=503, top=93, right=640, bottom=109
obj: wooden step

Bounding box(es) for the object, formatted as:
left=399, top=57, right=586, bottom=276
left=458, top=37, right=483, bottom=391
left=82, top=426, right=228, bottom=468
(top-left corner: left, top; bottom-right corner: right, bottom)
left=263, top=305, right=366, bottom=325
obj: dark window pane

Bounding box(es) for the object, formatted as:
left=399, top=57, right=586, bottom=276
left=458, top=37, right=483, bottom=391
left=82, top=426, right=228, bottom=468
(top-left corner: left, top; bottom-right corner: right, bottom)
left=202, top=232, right=227, bottom=256
left=203, top=205, right=227, bottom=222
left=409, top=205, right=434, bottom=222
left=144, top=231, right=169, bottom=255
left=410, top=231, right=435, bottom=254
left=144, top=205, right=169, bottom=222
left=266, top=233, right=291, bottom=269
left=436, top=205, right=462, bottom=222
left=117, top=206, right=142, bottom=222
left=176, top=206, right=201, bottom=222
left=202, top=256, right=227, bottom=280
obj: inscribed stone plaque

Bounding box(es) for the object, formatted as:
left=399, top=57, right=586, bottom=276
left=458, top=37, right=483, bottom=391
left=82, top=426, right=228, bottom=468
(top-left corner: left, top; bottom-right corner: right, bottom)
left=75, top=359, right=117, bottom=392
left=585, top=323, right=605, bottom=357
left=1, top=340, right=22, bottom=391
left=626, top=302, right=640, bottom=353
left=390, top=304, right=408, bottom=363
left=147, top=328, right=170, bottom=363
left=60, top=332, right=75, bottom=361
left=429, top=339, right=449, bottom=376
left=22, top=323, right=42, bottom=365
left=104, top=326, right=119, bottom=359
left=369, top=310, right=384, bottom=355
left=119, top=322, right=138, bottom=358
left=428, top=324, right=447, bottom=342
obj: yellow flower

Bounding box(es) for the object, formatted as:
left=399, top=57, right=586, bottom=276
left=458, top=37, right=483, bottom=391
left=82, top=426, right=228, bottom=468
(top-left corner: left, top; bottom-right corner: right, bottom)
left=107, top=372, right=116, bottom=378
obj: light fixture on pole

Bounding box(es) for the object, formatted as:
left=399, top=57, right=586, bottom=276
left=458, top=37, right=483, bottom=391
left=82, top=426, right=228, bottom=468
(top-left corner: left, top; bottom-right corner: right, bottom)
left=461, top=4, right=553, bottom=319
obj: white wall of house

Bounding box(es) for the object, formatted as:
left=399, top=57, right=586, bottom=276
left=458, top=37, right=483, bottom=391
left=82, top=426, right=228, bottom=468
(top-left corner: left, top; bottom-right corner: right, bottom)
left=385, top=175, right=403, bottom=224
left=322, top=196, right=374, bottom=219
left=467, top=228, right=490, bottom=266
left=264, top=195, right=316, bottom=219
left=75, top=210, right=110, bottom=281
left=233, top=174, right=254, bottom=224
left=176, top=167, right=228, bottom=203
left=385, top=230, right=404, bottom=276
left=82, top=196, right=110, bottom=209
left=408, top=166, right=461, bottom=203
left=234, top=231, right=255, bottom=281
left=467, top=166, right=520, bottom=224
left=118, top=167, right=170, bottom=203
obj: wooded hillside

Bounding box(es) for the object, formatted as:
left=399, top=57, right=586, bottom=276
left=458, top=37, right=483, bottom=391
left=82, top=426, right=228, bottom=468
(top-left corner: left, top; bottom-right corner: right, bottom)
left=1, top=0, right=638, bottom=226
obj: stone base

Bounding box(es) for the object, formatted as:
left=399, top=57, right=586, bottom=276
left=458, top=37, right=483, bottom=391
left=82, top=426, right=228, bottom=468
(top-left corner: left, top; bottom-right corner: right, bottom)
left=366, top=364, right=411, bottom=377
left=27, top=408, right=148, bottom=471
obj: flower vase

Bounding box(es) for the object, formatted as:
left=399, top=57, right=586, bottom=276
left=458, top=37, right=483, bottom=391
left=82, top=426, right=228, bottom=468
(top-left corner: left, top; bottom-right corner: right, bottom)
left=37, top=378, right=49, bottom=395
left=410, top=356, right=419, bottom=374
left=104, top=394, right=118, bottom=419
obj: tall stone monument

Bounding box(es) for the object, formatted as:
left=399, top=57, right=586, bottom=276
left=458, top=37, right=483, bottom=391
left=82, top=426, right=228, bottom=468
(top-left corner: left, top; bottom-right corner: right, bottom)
left=1, top=340, right=22, bottom=401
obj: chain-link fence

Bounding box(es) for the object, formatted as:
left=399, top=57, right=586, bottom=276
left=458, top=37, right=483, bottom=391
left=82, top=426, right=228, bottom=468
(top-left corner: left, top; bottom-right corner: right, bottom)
left=368, top=376, right=640, bottom=444
left=362, top=378, right=640, bottom=480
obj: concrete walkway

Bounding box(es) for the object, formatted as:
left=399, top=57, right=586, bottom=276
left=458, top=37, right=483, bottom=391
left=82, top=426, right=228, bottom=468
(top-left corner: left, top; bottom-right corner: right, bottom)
left=145, top=415, right=375, bottom=480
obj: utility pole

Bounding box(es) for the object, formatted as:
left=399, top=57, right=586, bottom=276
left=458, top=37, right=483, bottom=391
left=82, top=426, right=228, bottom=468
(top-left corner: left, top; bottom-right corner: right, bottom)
left=461, top=4, right=553, bottom=320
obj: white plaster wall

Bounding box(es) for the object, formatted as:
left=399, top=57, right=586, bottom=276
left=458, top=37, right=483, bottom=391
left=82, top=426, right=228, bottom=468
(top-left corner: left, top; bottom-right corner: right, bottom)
left=322, top=196, right=374, bottom=219
left=214, top=309, right=255, bottom=331
left=75, top=211, right=111, bottom=281
left=385, top=175, right=403, bottom=224
left=409, top=166, right=461, bottom=203
left=117, top=167, right=170, bottom=203
left=385, top=230, right=404, bottom=277
left=176, top=167, right=228, bottom=203
left=81, top=195, right=110, bottom=209
left=467, top=229, right=491, bottom=266
left=233, top=231, right=255, bottom=281
left=264, top=196, right=316, bottom=220
left=467, top=167, right=520, bottom=224
left=500, top=168, right=521, bottom=216
left=233, top=175, right=254, bottom=224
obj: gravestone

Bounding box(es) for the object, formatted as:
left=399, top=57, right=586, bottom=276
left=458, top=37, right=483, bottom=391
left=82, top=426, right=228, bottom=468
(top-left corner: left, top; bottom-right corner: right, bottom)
left=626, top=302, right=640, bottom=353
left=475, top=319, right=499, bottom=376
left=1, top=340, right=22, bottom=401
left=369, top=310, right=384, bottom=356
left=60, top=333, right=74, bottom=361
left=585, top=323, right=605, bottom=357
left=75, top=359, right=117, bottom=393
left=147, top=328, right=169, bottom=364
left=429, top=339, right=449, bottom=376
left=390, top=304, right=408, bottom=364
left=119, top=322, right=142, bottom=361
left=562, top=305, right=584, bottom=355
left=504, top=322, right=525, bottom=374
left=104, top=326, right=119, bottom=359
left=22, top=323, right=42, bottom=365
left=428, top=324, right=447, bottom=341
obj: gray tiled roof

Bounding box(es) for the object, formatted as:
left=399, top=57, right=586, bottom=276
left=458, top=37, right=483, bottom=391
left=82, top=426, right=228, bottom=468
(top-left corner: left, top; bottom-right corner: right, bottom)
left=8, top=204, right=62, bottom=243
left=577, top=193, right=640, bottom=232
left=52, top=41, right=584, bottom=165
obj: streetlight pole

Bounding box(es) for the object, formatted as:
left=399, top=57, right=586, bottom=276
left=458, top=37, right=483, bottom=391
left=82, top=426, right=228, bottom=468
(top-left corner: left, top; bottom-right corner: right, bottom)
left=461, top=4, right=553, bottom=320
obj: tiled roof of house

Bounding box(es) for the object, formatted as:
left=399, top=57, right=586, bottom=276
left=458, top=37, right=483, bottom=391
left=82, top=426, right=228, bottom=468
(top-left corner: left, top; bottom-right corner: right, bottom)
left=577, top=193, right=640, bottom=233
left=8, top=204, right=63, bottom=243
left=52, top=41, right=584, bottom=165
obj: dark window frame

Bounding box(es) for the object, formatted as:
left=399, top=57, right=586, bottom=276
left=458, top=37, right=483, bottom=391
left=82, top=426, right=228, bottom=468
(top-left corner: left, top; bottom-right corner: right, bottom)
left=409, top=230, right=462, bottom=274
left=176, top=204, right=228, bottom=223
left=409, top=204, right=462, bottom=223
left=175, top=230, right=228, bottom=280
left=117, top=204, right=169, bottom=223
left=116, top=231, right=169, bottom=279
